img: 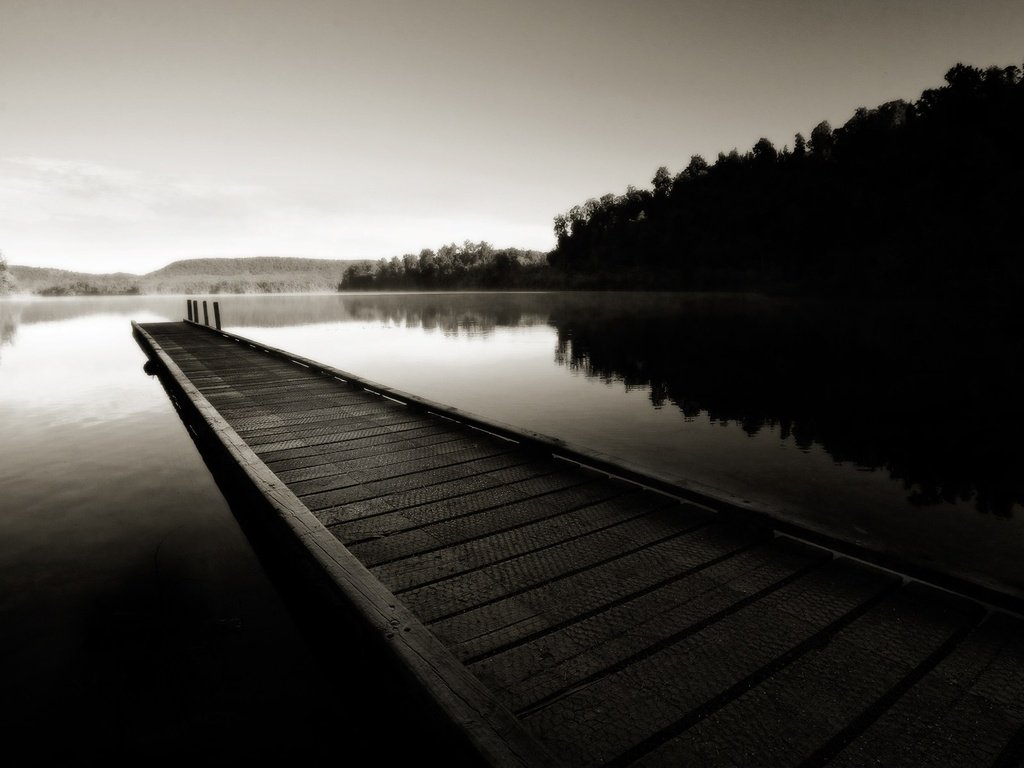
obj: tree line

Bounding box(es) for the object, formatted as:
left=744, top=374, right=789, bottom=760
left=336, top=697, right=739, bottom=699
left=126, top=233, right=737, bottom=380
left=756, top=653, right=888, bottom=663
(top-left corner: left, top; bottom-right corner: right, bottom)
left=37, top=281, right=141, bottom=296
left=338, top=241, right=549, bottom=290
left=548, top=61, right=1024, bottom=295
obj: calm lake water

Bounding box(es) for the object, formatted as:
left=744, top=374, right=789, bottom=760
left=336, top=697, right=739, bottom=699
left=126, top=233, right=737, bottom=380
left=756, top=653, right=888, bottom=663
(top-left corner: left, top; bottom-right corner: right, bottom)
left=2, top=291, right=1022, bottom=755
left=0, top=295, right=382, bottom=763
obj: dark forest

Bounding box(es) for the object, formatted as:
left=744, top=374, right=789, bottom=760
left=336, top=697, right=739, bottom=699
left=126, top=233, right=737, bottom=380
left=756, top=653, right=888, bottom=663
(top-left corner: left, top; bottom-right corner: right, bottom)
left=549, top=61, right=1023, bottom=295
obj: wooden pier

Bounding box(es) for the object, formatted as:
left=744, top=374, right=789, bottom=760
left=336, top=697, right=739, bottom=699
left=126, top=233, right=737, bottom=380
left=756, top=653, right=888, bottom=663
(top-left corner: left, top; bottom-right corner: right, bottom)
left=133, top=316, right=1024, bottom=768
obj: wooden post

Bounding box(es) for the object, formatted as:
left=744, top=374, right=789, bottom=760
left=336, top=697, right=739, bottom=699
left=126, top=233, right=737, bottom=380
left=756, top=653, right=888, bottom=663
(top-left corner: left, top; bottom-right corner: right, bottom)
left=213, top=301, right=222, bottom=330
left=203, top=300, right=210, bottom=326
left=192, top=300, right=199, bottom=322
left=186, top=300, right=193, bottom=322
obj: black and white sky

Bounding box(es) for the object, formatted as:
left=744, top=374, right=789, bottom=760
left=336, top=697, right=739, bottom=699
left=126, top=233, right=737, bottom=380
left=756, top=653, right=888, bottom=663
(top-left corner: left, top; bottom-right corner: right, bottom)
left=2, top=0, right=1022, bottom=272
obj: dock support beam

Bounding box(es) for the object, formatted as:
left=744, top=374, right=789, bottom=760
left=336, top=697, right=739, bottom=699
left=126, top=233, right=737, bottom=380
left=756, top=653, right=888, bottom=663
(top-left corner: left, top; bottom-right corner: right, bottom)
left=213, top=301, right=222, bottom=330
left=202, top=301, right=209, bottom=326
left=186, top=300, right=193, bottom=322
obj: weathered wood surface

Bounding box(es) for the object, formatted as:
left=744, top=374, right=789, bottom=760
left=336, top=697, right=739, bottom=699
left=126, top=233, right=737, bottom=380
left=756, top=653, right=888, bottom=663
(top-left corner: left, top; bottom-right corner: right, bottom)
left=135, top=320, right=1024, bottom=768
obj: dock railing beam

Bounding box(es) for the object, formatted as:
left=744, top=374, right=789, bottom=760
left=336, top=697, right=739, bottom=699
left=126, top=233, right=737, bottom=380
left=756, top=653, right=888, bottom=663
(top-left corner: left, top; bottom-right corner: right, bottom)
left=202, top=300, right=209, bottom=326
left=186, top=299, right=193, bottom=322
left=213, top=301, right=222, bottom=330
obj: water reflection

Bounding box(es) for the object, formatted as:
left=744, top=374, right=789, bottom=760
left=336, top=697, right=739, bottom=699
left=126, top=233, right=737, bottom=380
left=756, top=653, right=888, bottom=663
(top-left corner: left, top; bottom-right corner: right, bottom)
left=2, top=292, right=1021, bottom=521
left=551, top=294, right=1024, bottom=518
left=342, top=293, right=551, bottom=335
left=1, top=309, right=14, bottom=354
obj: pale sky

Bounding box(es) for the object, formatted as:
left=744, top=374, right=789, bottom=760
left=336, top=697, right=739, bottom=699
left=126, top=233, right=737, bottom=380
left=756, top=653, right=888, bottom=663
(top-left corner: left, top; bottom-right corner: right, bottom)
left=1, top=0, right=1022, bottom=273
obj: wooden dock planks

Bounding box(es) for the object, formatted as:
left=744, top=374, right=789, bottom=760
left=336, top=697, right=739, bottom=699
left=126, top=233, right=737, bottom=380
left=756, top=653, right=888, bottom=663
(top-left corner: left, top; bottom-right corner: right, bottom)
left=135, top=320, right=1024, bottom=768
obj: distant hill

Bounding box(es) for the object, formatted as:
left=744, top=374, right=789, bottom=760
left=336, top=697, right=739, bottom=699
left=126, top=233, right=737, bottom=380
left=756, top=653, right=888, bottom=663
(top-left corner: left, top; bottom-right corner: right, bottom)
left=9, top=257, right=374, bottom=295
left=9, top=266, right=143, bottom=296
left=147, top=256, right=358, bottom=279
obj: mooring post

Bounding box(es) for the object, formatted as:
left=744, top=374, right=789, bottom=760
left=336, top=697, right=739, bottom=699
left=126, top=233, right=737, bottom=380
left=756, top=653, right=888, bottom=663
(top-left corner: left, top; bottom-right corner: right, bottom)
left=203, top=300, right=209, bottom=326
left=192, top=300, right=199, bottom=322
left=213, top=301, right=222, bottom=330
left=186, top=299, right=193, bottom=322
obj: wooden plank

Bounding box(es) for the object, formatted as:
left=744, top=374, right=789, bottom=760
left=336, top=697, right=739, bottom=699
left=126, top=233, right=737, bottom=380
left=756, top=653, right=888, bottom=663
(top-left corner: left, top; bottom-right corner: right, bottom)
left=241, top=407, right=415, bottom=446
left=272, top=432, right=471, bottom=483
left=194, top=372, right=342, bottom=391
left=444, top=522, right=773, bottom=665
left=356, top=478, right=634, bottom=570
left=629, top=585, right=981, bottom=767
left=363, top=491, right=680, bottom=594
left=216, top=399, right=374, bottom=422
left=828, top=613, right=1024, bottom=768
left=177, top=365, right=308, bottom=379
left=252, top=415, right=428, bottom=455
left=324, top=460, right=561, bottom=530
left=395, top=507, right=718, bottom=625
left=204, top=370, right=332, bottom=387
left=251, top=420, right=438, bottom=460
left=331, top=469, right=594, bottom=541
left=221, top=398, right=401, bottom=425
left=287, top=441, right=517, bottom=497
left=216, top=381, right=374, bottom=401
left=203, top=380, right=338, bottom=399
left=230, top=403, right=409, bottom=432
left=464, top=538, right=824, bottom=710
left=287, top=445, right=523, bottom=504
left=232, top=402, right=407, bottom=437
left=202, top=385, right=355, bottom=407
left=301, top=451, right=539, bottom=514
left=262, top=425, right=465, bottom=471
left=520, top=559, right=894, bottom=767
left=184, top=370, right=318, bottom=385
left=162, top=349, right=255, bottom=362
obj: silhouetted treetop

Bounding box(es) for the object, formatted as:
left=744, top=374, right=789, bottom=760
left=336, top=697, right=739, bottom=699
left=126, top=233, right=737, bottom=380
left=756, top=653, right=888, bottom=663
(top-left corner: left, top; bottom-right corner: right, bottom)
left=548, top=61, right=1024, bottom=295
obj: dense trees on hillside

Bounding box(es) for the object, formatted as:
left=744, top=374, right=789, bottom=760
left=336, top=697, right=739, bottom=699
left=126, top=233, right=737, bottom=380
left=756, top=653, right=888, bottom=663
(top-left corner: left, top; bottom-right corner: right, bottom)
left=147, top=256, right=361, bottom=280
left=338, top=241, right=549, bottom=290
left=0, top=252, right=15, bottom=294
left=549, top=62, right=1024, bottom=295
left=37, top=281, right=140, bottom=296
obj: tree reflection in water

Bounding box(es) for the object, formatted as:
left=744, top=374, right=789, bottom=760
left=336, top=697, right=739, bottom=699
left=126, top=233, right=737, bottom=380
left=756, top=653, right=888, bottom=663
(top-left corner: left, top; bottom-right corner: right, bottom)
left=548, top=293, right=1024, bottom=518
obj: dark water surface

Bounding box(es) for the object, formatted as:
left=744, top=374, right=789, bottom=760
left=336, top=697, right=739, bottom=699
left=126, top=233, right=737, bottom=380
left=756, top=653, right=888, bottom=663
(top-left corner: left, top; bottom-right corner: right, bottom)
left=2, top=292, right=1022, bottom=755
left=0, top=297, right=404, bottom=763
